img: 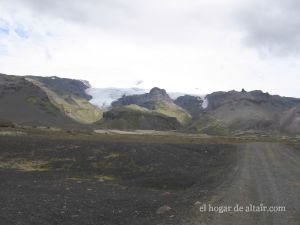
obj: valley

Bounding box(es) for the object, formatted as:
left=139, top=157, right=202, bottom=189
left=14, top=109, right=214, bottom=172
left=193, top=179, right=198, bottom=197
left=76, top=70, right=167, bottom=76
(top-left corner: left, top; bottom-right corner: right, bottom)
left=0, top=73, right=300, bottom=225
left=2, top=0, right=300, bottom=224
left=1, top=73, right=300, bottom=136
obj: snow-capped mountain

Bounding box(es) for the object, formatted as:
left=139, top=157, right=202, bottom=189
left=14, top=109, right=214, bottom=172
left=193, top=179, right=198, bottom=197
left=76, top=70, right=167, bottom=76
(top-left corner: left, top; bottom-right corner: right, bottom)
left=86, top=87, right=207, bottom=108
left=86, top=87, right=148, bottom=108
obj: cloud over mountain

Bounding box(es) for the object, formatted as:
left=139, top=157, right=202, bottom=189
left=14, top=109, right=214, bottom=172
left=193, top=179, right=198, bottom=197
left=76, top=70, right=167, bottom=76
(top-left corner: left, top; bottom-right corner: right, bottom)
left=0, top=0, right=300, bottom=97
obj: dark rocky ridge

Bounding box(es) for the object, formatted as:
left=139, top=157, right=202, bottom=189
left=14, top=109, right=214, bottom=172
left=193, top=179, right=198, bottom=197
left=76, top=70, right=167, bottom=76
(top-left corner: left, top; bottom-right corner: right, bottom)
left=2, top=72, right=300, bottom=134
left=206, top=90, right=300, bottom=111
left=112, top=87, right=173, bottom=110
left=0, top=73, right=92, bottom=127
left=174, top=95, right=204, bottom=116
left=109, top=87, right=191, bottom=125
left=183, top=90, right=300, bottom=135
left=26, top=75, right=92, bottom=100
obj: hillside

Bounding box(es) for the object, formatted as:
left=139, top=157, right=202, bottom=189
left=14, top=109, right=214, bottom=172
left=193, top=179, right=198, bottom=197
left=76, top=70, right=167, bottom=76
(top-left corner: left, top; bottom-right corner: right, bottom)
left=206, top=90, right=300, bottom=111
left=26, top=76, right=92, bottom=100
left=187, top=90, right=300, bottom=134
left=0, top=117, right=15, bottom=128
left=26, top=77, right=103, bottom=124
left=174, top=95, right=204, bottom=116
left=97, top=105, right=180, bottom=130
left=0, top=74, right=76, bottom=127
left=1, top=73, right=300, bottom=135
left=280, top=104, right=300, bottom=134
left=112, top=87, right=191, bottom=124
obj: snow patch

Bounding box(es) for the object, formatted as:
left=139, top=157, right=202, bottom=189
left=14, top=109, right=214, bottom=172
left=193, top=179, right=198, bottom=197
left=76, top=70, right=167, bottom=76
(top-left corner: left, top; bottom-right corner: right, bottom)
left=168, top=92, right=189, bottom=99
left=201, top=96, right=209, bottom=109
left=86, top=87, right=148, bottom=108
left=87, top=87, right=209, bottom=109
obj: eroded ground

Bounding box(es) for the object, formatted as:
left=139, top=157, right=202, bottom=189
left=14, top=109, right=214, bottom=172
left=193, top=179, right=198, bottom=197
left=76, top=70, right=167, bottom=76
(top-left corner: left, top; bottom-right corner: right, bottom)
left=0, top=135, right=237, bottom=225
left=1, top=131, right=299, bottom=225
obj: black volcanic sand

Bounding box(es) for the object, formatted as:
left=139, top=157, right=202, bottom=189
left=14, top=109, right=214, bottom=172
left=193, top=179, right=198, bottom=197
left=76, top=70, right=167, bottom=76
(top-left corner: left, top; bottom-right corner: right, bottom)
left=0, top=135, right=237, bottom=225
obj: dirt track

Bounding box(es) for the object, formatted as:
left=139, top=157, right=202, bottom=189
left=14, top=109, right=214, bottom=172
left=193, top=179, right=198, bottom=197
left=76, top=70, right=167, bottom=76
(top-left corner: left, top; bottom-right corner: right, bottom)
left=191, top=142, right=300, bottom=225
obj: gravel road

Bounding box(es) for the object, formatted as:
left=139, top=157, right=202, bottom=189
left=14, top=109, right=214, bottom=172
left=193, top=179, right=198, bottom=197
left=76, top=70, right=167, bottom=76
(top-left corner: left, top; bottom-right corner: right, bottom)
left=192, top=142, right=300, bottom=225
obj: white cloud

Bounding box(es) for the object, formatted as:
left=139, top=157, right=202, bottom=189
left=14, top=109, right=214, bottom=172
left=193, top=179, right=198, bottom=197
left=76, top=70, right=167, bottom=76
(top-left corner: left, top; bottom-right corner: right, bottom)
left=238, top=0, right=300, bottom=56
left=0, top=0, right=300, bottom=97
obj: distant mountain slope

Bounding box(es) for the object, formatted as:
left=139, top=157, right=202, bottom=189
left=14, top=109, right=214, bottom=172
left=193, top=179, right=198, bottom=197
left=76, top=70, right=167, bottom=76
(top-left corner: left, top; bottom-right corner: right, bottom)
left=112, top=87, right=191, bottom=124
left=0, top=117, right=15, bottom=127
left=206, top=90, right=300, bottom=111
left=100, top=86, right=300, bottom=134
left=188, top=90, right=300, bottom=134
left=174, top=95, right=204, bottom=116
left=26, top=76, right=92, bottom=100
left=185, top=113, right=230, bottom=135
left=26, top=76, right=103, bottom=124
left=2, top=73, right=300, bottom=135
left=0, top=74, right=76, bottom=126
left=97, top=105, right=180, bottom=130
left=280, top=104, right=300, bottom=134
left=86, top=87, right=196, bottom=108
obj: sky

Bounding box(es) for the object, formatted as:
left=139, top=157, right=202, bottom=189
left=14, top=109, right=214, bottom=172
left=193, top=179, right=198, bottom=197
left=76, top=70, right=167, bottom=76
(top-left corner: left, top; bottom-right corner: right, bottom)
left=0, top=0, right=300, bottom=97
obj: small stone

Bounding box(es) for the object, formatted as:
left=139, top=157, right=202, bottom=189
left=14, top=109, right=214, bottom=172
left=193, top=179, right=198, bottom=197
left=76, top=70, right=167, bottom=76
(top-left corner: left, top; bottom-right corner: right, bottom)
left=156, top=205, right=172, bottom=214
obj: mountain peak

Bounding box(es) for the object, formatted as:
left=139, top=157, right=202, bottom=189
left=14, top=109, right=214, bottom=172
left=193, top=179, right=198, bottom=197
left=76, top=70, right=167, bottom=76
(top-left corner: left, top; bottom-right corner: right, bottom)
left=112, top=87, right=172, bottom=108
left=110, top=87, right=191, bottom=123
left=148, top=87, right=171, bottom=103
left=149, top=87, right=168, bottom=96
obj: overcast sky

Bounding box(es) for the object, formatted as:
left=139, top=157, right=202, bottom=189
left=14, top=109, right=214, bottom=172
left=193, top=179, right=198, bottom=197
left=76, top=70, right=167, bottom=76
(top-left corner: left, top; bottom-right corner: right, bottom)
left=0, top=0, right=300, bottom=97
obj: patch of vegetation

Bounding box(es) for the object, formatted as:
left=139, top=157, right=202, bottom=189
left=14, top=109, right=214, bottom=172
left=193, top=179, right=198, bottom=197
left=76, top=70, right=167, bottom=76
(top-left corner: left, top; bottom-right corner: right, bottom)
left=202, top=122, right=230, bottom=136
left=66, top=174, right=117, bottom=182
left=92, top=161, right=114, bottom=169
left=104, top=153, right=122, bottom=159
left=27, top=96, right=39, bottom=104
left=55, top=96, right=103, bottom=124
left=187, top=114, right=231, bottom=136
left=43, top=102, right=60, bottom=115
left=27, top=95, right=60, bottom=115
left=0, top=130, right=26, bottom=136
left=26, top=78, right=103, bottom=124
left=94, top=174, right=116, bottom=181
left=153, top=102, right=192, bottom=124
left=0, top=118, right=15, bottom=128
left=0, top=158, right=49, bottom=171
left=124, top=104, right=149, bottom=112
left=99, top=106, right=180, bottom=130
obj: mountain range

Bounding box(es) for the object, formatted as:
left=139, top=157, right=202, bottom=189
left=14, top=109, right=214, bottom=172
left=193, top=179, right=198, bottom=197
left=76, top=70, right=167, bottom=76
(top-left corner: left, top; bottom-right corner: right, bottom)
left=0, top=73, right=299, bottom=135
